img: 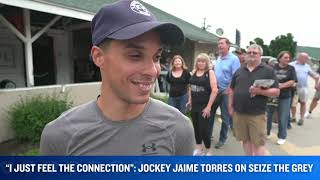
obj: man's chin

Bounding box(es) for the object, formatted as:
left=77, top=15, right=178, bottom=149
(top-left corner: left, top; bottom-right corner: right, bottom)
left=129, top=94, right=150, bottom=104
left=131, top=98, right=149, bottom=105
left=246, top=59, right=256, bottom=64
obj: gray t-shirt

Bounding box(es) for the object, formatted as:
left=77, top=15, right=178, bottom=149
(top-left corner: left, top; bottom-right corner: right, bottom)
left=40, top=98, right=195, bottom=155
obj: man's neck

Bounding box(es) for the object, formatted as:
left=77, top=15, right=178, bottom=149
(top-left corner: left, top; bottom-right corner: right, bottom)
left=279, top=63, right=288, bottom=68
left=97, top=93, right=147, bottom=121
left=221, top=51, right=229, bottom=57
left=246, top=61, right=260, bottom=72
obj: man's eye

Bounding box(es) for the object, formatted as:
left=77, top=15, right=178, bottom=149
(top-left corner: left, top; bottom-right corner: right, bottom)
left=129, top=54, right=141, bottom=58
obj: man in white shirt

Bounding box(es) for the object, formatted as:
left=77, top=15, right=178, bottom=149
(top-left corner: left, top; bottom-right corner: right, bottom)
left=289, top=53, right=319, bottom=125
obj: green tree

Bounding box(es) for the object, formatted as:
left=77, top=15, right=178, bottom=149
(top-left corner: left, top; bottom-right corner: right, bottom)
left=269, top=33, right=297, bottom=58
left=249, top=37, right=271, bottom=56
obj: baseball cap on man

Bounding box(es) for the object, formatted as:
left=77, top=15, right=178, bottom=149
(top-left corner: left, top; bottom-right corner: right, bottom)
left=234, top=48, right=246, bottom=54
left=91, top=0, right=184, bottom=46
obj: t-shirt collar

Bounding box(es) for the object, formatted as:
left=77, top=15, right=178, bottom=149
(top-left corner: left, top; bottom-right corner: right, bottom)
left=220, top=52, right=231, bottom=60
left=244, top=62, right=264, bottom=71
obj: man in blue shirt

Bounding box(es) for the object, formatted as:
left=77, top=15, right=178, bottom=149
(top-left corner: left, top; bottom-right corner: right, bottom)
left=209, top=37, right=240, bottom=148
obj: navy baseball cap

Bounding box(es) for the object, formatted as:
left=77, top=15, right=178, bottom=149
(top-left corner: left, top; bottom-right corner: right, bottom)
left=91, top=0, right=184, bottom=46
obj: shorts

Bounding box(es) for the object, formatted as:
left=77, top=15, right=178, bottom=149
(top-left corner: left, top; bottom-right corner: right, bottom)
left=232, top=112, right=266, bottom=147
left=296, top=87, right=308, bottom=103
left=314, top=90, right=320, bottom=100
left=291, top=93, right=299, bottom=107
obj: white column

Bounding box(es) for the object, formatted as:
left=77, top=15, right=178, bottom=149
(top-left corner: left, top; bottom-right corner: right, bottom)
left=31, top=15, right=61, bottom=43
left=0, top=15, right=26, bottom=42
left=1, top=8, right=62, bottom=87
left=23, top=9, right=34, bottom=87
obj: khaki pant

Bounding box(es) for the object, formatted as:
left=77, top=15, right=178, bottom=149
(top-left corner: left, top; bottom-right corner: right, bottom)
left=314, top=90, right=320, bottom=99
left=232, top=112, right=266, bottom=147
left=291, top=93, right=299, bottom=107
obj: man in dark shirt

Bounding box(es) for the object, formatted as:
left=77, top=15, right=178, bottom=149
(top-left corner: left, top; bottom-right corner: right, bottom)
left=229, top=44, right=280, bottom=156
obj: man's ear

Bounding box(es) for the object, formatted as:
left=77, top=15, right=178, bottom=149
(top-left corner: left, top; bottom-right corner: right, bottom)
left=91, top=46, right=105, bottom=69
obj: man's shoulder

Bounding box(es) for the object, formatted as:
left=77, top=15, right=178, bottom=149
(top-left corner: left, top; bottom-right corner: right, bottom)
left=43, top=101, right=96, bottom=135
left=229, top=52, right=238, bottom=58
left=216, top=53, right=238, bottom=66
left=306, top=63, right=312, bottom=69
left=227, top=52, right=239, bottom=61
left=149, top=98, right=186, bottom=116
left=147, top=98, right=194, bottom=153
left=288, top=64, right=296, bottom=70
left=262, top=63, right=273, bottom=70
left=289, top=61, right=299, bottom=67
left=40, top=101, right=97, bottom=155
left=234, top=66, right=244, bottom=74
left=147, top=98, right=190, bottom=124
left=262, top=64, right=276, bottom=76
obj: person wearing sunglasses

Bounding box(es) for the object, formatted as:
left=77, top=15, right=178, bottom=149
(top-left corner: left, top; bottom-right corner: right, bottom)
left=228, top=44, right=279, bottom=156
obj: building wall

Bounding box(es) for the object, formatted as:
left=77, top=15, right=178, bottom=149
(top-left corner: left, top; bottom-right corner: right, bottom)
left=161, top=40, right=217, bottom=71
left=193, top=42, right=217, bottom=67
left=0, top=23, right=74, bottom=88
left=0, top=23, right=25, bottom=87
left=183, top=39, right=196, bottom=70
left=167, top=39, right=195, bottom=70
left=0, top=82, right=101, bottom=143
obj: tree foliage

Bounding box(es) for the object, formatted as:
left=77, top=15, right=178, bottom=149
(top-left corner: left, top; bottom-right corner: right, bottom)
left=269, top=33, right=297, bottom=58
left=250, top=38, right=271, bottom=56
left=249, top=33, right=297, bottom=58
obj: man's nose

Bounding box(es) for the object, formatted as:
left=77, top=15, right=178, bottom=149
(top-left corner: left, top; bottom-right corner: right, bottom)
left=142, top=60, right=160, bottom=77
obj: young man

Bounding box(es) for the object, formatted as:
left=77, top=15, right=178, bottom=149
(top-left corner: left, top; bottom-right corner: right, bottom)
left=229, top=44, right=279, bottom=155
left=40, top=0, right=195, bottom=155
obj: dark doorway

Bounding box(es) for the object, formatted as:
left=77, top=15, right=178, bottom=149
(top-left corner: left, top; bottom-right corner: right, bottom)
left=32, top=35, right=55, bottom=86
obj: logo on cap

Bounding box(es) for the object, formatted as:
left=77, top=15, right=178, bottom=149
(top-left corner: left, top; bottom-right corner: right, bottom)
left=130, top=0, right=151, bottom=16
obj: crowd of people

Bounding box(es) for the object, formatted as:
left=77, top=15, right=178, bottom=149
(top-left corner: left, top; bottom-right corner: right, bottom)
left=165, top=38, right=320, bottom=156
left=40, top=0, right=320, bottom=156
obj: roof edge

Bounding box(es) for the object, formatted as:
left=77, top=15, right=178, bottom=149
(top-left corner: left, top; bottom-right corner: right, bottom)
left=0, top=0, right=94, bottom=21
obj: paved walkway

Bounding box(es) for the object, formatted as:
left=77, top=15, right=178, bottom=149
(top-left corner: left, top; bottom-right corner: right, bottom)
left=211, top=79, right=320, bottom=155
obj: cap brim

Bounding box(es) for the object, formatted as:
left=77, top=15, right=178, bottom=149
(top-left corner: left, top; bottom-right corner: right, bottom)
left=234, top=51, right=241, bottom=54
left=107, top=21, right=185, bottom=46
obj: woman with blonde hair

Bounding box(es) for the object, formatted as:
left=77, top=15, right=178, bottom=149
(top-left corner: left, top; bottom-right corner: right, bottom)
left=187, top=53, right=218, bottom=155
left=166, top=55, right=191, bottom=114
